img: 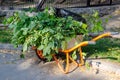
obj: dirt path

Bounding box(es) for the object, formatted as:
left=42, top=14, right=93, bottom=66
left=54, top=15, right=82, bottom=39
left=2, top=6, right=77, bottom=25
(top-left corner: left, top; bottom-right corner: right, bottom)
left=0, top=50, right=120, bottom=80
left=105, top=11, right=120, bottom=32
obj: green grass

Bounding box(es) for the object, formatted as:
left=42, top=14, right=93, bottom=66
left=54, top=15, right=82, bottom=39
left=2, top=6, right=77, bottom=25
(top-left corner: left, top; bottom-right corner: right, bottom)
left=83, top=38, right=120, bottom=63
left=0, top=29, right=12, bottom=43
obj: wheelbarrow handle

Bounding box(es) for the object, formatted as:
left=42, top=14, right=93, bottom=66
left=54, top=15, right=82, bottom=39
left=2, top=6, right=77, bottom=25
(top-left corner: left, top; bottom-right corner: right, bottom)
left=111, top=33, right=120, bottom=39
left=91, top=32, right=111, bottom=41
left=89, top=32, right=119, bottom=37
left=110, top=32, right=119, bottom=35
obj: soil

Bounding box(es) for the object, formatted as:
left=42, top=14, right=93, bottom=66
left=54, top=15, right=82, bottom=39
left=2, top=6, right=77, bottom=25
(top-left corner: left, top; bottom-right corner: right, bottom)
left=0, top=47, right=120, bottom=80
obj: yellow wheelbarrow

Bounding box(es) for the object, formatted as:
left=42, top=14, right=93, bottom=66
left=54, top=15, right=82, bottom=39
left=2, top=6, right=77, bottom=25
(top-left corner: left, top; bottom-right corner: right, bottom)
left=35, top=32, right=119, bottom=74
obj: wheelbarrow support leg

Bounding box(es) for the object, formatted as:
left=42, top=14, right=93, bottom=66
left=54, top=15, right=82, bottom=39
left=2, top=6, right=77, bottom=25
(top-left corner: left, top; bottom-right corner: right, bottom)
left=53, top=53, right=70, bottom=74
left=79, top=47, right=84, bottom=66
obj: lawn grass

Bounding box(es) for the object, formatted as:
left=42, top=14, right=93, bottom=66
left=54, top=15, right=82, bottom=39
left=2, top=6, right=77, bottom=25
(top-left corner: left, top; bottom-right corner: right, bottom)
left=0, top=29, right=12, bottom=43
left=83, top=38, right=120, bottom=63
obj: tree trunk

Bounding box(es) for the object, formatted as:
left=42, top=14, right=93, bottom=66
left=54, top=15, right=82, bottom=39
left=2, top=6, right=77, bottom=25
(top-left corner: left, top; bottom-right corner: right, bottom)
left=110, top=0, right=112, bottom=5
left=87, top=0, right=91, bottom=6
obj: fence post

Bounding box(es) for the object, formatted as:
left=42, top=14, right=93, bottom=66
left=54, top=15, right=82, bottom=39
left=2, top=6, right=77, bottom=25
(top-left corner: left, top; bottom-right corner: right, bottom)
left=87, top=0, right=91, bottom=7
left=110, top=0, right=112, bottom=5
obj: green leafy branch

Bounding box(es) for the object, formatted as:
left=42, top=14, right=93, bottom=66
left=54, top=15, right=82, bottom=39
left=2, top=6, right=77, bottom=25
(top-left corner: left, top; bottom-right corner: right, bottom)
left=4, top=8, right=104, bottom=61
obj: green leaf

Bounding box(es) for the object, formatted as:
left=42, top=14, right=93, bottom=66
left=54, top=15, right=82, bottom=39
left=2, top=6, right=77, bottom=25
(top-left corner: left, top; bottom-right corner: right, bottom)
left=48, top=41, right=54, bottom=49
left=9, top=23, right=16, bottom=29
left=72, top=50, right=77, bottom=60
left=21, top=28, right=28, bottom=35
left=18, top=12, right=28, bottom=22
left=82, top=23, right=87, bottom=29
left=23, top=43, right=28, bottom=52
left=82, top=52, right=87, bottom=57
left=45, top=54, right=52, bottom=61
left=43, top=46, right=51, bottom=56
left=55, top=33, right=64, bottom=39
left=93, top=11, right=99, bottom=17
left=6, top=16, right=14, bottom=23
left=43, top=38, right=49, bottom=45
left=61, top=41, right=67, bottom=50
left=28, top=21, right=36, bottom=30
left=38, top=45, right=44, bottom=50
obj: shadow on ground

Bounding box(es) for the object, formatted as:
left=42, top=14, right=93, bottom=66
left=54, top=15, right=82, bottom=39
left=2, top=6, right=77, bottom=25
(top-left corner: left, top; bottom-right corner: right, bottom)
left=83, top=38, right=120, bottom=61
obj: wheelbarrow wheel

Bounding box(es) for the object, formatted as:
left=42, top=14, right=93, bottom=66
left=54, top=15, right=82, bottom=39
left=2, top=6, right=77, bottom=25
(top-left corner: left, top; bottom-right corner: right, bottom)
left=35, top=49, right=47, bottom=62
left=32, top=46, right=47, bottom=62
